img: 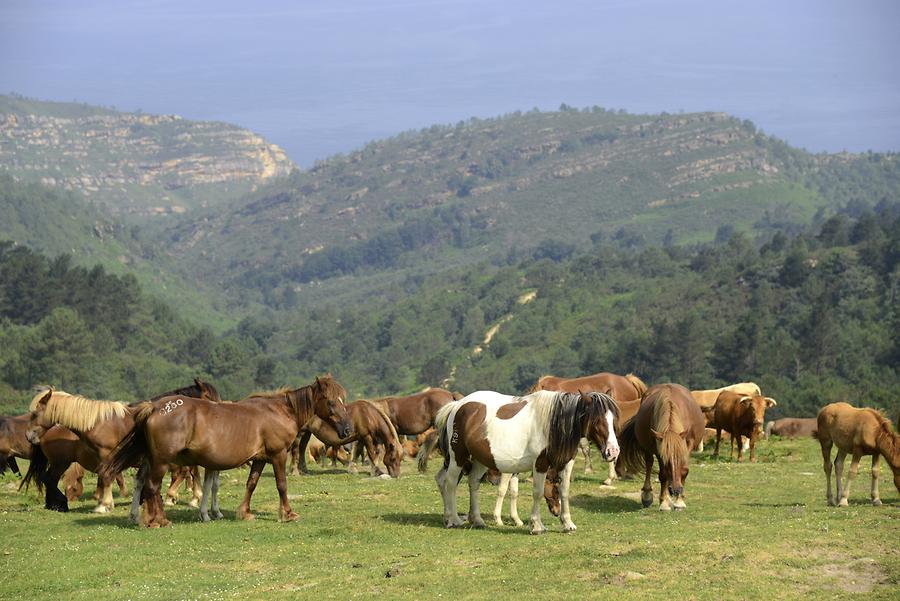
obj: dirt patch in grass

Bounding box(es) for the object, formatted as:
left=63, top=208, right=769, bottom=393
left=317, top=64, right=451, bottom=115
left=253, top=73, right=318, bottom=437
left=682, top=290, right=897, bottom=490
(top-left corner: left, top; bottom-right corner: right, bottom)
left=819, top=558, right=888, bottom=593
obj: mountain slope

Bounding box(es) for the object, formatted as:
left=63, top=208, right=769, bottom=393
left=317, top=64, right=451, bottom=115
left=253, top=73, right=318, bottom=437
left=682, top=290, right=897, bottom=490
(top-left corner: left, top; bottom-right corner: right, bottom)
left=0, top=93, right=295, bottom=217
left=164, top=107, right=900, bottom=306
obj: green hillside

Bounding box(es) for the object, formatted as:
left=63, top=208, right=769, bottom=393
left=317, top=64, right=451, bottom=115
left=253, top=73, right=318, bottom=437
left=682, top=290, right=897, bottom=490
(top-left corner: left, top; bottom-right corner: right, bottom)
left=0, top=93, right=295, bottom=217
left=162, top=107, right=900, bottom=309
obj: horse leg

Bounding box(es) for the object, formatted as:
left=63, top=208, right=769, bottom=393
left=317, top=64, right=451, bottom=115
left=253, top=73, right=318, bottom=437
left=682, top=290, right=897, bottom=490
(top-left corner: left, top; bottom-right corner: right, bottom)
left=558, top=459, right=577, bottom=532
left=199, top=468, right=215, bottom=522
left=713, top=428, right=722, bottom=458
left=840, top=452, right=862, bottom=507
left=115, top=472, right=128, bottom=498
left=438, top=462, right=464, bottom=528
left=93, top=474, right=116, bottom=513
left=363, top=436, right=383, bottom=477
left=604, top=458, right=617, bottom=486
left=529, top=470, right=548, bottom=535
left=188, top=466, right=202, bottom=508
left=271, top=452, right=299, bottom=522
left=870, top=454, right=882, bottom=506
left=129, top=462, right=148, bottom=525
left=821, top=440, right=835, bottom=506
left=641, top=452, right=654, bottom=508
left=294, top=432, right=311, bottom=475
left=211, top=470, right=223, bottom=519
left=493, top=473, right=511, bottom=526
left=6, top=456, right=21, bottom=476
left=658, top=461, right=672, bottom=511
left=834, top=450, right=847, bottom=506
left=466, top=463, right=488, bottom=528
left=736, top=433, right=744, bottom=462
left=164, top=467, right=184, bottom=506
left=580, top=438, right=593, bottom=473
left=508, top=473, right=524, bottom=526
left=144, top=463, right=172, bottom=528
left=236, top=460, right=266, bottom=520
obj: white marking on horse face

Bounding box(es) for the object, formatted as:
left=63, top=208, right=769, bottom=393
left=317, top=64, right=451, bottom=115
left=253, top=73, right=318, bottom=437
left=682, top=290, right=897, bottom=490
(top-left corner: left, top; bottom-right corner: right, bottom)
left=603, top=410, right=620, bottom=461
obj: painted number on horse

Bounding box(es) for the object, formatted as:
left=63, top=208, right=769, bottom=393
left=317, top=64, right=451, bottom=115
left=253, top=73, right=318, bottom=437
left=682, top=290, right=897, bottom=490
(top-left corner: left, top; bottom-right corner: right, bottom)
left=160, top=399, right=184, bottom=415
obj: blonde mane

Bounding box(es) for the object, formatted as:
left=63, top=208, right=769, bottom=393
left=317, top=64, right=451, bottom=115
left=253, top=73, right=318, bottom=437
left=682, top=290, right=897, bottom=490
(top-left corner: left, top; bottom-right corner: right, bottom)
left=30, top=390, right=128, bottom=433
left=521, top=389, right=559, bottom=432
left=625, top=373, right=649, bottom=397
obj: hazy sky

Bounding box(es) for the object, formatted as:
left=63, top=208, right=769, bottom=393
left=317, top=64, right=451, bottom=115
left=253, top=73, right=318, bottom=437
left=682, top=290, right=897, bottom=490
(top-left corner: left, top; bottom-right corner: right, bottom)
left=2, top=0, right=898, bottom=166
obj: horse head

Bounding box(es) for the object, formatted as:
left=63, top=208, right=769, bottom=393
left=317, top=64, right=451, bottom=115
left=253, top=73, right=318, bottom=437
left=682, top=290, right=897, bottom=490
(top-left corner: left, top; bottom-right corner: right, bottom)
left=194, top=378, right=223, bottom=403
left=25, top=388, right=54, bottom=445
left=312, top=375, right=352, bottom=439
left=581, top=391, right=620, bottom=462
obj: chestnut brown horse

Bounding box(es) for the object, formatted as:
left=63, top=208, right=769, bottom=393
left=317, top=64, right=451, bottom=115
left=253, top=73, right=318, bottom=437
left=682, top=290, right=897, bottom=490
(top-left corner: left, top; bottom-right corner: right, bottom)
left=21, top=380, right=221, bottom=514
left=0, top=414, right=31, bottom=476
left=296, top=400, right=404, bottom=478
left=100, top=376, right=351, bottom=527
left=817, top=402, right=900, bottom=506
left=61, top=462, right=128, bottom=502
left=531, top=371, right=648, bottom=483
left=368, top=388, right=460, bottom=436
left=617, top=383, right=705, bottom=511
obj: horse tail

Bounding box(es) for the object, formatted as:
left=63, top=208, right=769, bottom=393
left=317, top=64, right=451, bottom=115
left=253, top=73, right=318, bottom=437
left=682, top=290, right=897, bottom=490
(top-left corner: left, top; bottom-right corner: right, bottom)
left=19, top=444, right=48, bottom=493
left=418, top=401, right=455, bottom=472
left=615, top=414, right=644, bottom=476
left=99, top=402, right=153, bottom=481
left=625, top=373, right=649, bottom=397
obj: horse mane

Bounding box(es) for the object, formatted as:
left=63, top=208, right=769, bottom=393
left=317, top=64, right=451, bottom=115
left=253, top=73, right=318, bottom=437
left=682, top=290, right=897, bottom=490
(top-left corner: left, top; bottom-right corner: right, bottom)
left=531, top=390, right=615, bottom=470
left=30, top=390, right=128, bottom=433
left=527, top=375, right=554, bottom=394
left=625, top=373, right=649, bottom=397
left=870, top=410, right=900, bottom=465
left=650, top=387, right=690, bottom=471
left=244, top=385, right=293, bottom=400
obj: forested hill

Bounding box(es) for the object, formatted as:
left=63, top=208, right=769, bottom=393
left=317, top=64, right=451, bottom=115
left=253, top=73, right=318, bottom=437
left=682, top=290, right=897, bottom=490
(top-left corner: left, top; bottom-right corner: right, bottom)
left=0, top=93, right=295, bottom=216
left=161, top=106, right=900, bottom=309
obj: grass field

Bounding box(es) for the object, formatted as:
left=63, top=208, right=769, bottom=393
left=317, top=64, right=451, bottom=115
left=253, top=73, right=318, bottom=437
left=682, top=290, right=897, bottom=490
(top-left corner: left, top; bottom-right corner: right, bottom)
left=1, top=437, right=897, bottom=600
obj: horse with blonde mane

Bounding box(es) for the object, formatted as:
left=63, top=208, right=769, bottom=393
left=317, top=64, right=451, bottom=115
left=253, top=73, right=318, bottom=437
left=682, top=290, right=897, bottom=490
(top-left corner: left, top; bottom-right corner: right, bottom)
left=420, top=389, right=619, bottom=534
left=100, top=376, right=351, bottom=527
left=530, top=371, right=648, bottom=484
left=617, top=383, right=705, bottom=511
left=21, top=380, right=221, bottom=514
left=817, top=402, right=900, bottom=506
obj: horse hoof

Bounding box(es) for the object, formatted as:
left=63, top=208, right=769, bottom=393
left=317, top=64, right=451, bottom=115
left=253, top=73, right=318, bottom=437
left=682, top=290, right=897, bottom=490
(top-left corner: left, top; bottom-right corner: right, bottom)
left=164, top=498, right=176, bottom=506
left=872, top=499, right=882, bottom=506
left=530, top=528, right=547, bottom=535
left=281, top=511, right=300, bottom=523
left=188, top=499, right=200, bottom=508
left=563, top=523, right=577, bottom=533
left=641, top=498, right=653, bottom=509
left=201, top=514, right=211, bottom=523
left=214, top=511, right=224, bottom=520
left=659, top=504, right=672, bottom=512
left=92, top=505, right=110, bottom=514
left=838, top=499, right=849, bottom=507
left=239, top=512, right=256, bottom=521
left=513, top=519, right=524, bottom=527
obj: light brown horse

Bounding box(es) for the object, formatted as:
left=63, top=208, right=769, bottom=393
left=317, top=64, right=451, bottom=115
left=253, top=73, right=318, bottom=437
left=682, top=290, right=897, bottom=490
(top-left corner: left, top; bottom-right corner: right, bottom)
left=817, top=402, right=900, bottom=507
left=531, top=371, right=648, bottom=483
left=296, top=400, right=404, bottom=478
left=368, top=388, right=459, bottom=436
left=617, top=383, right=705, bottom=511
left=0, top=414, right=31, bottom=476
left=22, top=380, right=222, bottom=514
left=101, top=376, right=350, bottom=527
left=61, top=462, right=127, bottom=502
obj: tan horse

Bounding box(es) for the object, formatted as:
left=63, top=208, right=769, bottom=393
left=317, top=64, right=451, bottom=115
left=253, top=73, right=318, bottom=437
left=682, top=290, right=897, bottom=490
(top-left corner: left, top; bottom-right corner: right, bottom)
left=100, top=376, right=350, bottom=527
left=296, top=399, right=404, bottom=478
left=690, top=382, right=761, bottom=409
left=617, top=384, right=705, bottom=511
left=817, top=402, right=900, bottom=506
left=531, top=371, right=647, bottom=484
left=62, top=462, right=127, bottom=502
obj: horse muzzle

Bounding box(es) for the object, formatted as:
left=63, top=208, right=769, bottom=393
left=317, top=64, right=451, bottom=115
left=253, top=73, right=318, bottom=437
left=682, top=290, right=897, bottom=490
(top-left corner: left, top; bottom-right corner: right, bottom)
left=337, top=422, right=353, bottom=439
left=25, top=428, right=42, bottom=445
left=603, top=442, right=620, bottom=462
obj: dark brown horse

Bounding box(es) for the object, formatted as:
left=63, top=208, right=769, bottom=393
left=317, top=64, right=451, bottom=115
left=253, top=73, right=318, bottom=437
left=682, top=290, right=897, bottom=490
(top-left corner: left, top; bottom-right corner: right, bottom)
left=0, top=414, right=31, bottom=476
left=100, top=376, right=351, bottom=527
left=295, top=399, right=404, bottom=478
left=368, top=388, right=459, bottom=436
left=22, top=380, right=221, bottom=514
left=531, top=371, right=648, bottom=483
left=617, top=383, right=705, bottom=511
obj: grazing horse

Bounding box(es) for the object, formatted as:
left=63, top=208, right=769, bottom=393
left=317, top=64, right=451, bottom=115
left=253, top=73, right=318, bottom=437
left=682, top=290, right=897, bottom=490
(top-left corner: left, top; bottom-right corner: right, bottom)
left=617, top=384, right=705, bottom=511
left=100, top=376, right=351, bottom=527
left=296, top=400, right=404, bottom=478
left=0, top=414, right=31, bottom=476
left=531, top=371, right=647, bottom=484
left=817, top=402, right=900, bottom=507
left=421, top=389, right=619, bottom=534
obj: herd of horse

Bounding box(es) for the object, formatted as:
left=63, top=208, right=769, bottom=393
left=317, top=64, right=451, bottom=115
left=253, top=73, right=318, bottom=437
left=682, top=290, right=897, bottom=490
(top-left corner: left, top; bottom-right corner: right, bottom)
left=1, top=370, right=898, bottom=532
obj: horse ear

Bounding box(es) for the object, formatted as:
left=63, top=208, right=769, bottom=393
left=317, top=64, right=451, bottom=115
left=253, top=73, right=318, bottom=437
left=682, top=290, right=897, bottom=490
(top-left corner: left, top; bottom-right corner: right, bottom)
left=765, top=397, right=777, bottom=407
left=739, top=396, right=753, bottom=406
left=194, top=377, right=202, bottom=387
left=651, top=428, right=663, bottom=440
left=38, top=388, right=52, bottom=406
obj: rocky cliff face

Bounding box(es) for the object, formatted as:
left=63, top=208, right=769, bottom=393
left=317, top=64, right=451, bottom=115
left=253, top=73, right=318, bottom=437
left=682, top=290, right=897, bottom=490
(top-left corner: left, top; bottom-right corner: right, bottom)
left=0, top=95, right=295, bottom=215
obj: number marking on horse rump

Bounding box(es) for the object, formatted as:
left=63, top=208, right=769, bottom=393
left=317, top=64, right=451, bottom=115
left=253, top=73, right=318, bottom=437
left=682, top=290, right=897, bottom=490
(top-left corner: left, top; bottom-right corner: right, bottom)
left=159, top=399, right=184, bottom=415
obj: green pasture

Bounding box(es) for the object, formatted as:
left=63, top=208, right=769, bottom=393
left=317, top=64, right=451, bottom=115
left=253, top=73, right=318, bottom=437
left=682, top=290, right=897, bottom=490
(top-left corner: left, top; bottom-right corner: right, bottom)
left=1, top=437, right=897, bottom=600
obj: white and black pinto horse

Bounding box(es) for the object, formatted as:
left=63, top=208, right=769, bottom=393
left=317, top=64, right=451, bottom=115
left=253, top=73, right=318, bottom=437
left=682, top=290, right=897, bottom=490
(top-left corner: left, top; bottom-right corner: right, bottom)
left=421, top=389, right=619, bottom=534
